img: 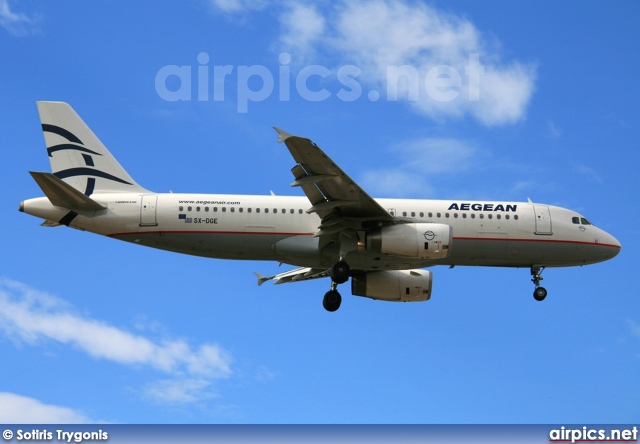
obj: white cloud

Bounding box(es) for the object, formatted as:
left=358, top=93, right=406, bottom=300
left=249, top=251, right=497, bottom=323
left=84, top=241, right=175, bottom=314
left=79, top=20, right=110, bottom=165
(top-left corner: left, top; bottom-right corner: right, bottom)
left=547, top=121, right=562, bottom=138
left=143, top=378, right=216, bottom=404
left=395, top=137, right=478, bottom=174
left=209, top=0, right=269, bottom=14
left=360, top=168, right=435, bottom=198
left=0, top=278, right=233, bottom=404
left=628, top=319, right=640, bottom=339
left=573, top=163, right=603, bottom=184
left=0, top=393, right=96, bottom=423
left=255, top=365, right=278, bottom=382
left=0, top=0, right=37, bottom=36
left=278, top=3, right=325, bottom=63
left=276, top=0, right=535, bottom=126
left=359, top=137, right=477, bottom=197
left=510, top=180, right=535, bottom=193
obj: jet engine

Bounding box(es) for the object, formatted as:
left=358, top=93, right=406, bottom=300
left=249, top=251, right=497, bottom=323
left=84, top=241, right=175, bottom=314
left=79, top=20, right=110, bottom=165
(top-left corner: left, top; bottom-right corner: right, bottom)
left=351, top=269, right=433, bottom=302
left=365, top=223, right=452, bottom=259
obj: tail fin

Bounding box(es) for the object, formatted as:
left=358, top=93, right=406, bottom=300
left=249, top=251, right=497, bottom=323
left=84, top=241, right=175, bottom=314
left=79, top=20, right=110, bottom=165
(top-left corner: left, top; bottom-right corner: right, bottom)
left=36, top=101, right=148, bottom=194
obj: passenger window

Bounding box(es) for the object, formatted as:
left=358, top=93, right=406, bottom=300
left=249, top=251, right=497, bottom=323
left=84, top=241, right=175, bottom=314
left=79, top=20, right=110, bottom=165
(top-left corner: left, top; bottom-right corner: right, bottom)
left=205, top=207, right=209, bottom=212
left=420, top=212, right=424, bottom=217
left=445, top=213, right=450, bottom=218
left=290, top=209, right=294, bottom=214
left=454, top=213, right=458, bottom=218
left=428, top=212, right=433, bottom=218
left=479, top=214, right=484, bottom=219
left=437, top=213, right=441, bottom=218
left=514, top=215, right=519, bottom=220
left=411, top=212, right=415, bottom=217
left=222, top=207, right=226, bottom=212
left=230, top=208, right=235, bottom=212
left=299, top=209, right=303, bottom=214
left=403, top=212, right=407, bottom=217
left=273, top=208, right=277, bottom=213
left=496, top=214, right=501, bottom=220
left=179, top=206, right=184, bottom=211
left=239, top=208, right=243, bottom=213
left=248, top=208, right=252, bottom=213
left=256, top=208, right=260, bottom=213
left=505, top=215, right=510, bottom=220
left=488, top=214, right=492, bottom=219
left=213, top=207, right=218, bottom=212
left=462, top=213, right=467, bottom=219
left=265, top=208, right=269, bottom=213
left=471, top=214, right=475, bottom=219
left=196, top=207, right=201, bottom=212
left=188, top=206, right=192, bottom=211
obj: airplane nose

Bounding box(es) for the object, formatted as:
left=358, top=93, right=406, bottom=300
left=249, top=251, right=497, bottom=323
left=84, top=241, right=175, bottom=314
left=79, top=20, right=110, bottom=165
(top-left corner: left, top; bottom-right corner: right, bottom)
left=611, top=235, right=621, bottom=254
left=602, top=231, right=622, bottom=259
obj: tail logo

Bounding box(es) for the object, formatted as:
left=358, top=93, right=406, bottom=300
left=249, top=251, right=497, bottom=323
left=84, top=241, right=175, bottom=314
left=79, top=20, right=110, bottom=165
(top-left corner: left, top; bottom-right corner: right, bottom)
left=42, top=124, right=133, bottom=195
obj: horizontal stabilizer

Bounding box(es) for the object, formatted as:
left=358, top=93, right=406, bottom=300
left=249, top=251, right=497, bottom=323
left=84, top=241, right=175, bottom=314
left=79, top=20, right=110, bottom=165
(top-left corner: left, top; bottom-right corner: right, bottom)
left=253, top=272, right=270, bottom=287
left=254, top=267, right=331, bottom=286
left=30, top=171, right=106, bottom=211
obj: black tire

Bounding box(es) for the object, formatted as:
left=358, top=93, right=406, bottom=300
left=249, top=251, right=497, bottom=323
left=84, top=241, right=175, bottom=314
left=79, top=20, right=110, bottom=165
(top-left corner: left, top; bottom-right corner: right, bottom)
left=323, top=290, right=342, bottom=312
left=533, top=287, right=548, bottom=301
left=330, top=261, right=350, bottom=284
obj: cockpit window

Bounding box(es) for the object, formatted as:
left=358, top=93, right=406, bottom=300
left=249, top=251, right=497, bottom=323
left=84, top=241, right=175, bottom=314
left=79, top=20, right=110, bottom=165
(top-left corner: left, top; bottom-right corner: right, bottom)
left=572, top=216, right=593, bottom=225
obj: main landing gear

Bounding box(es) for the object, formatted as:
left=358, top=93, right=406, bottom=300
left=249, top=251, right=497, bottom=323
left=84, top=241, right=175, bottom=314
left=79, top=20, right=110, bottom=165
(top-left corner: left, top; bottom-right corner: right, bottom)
left=323, top=260, right=350, bottom=312
left=531, top=265, right=548, bottom=301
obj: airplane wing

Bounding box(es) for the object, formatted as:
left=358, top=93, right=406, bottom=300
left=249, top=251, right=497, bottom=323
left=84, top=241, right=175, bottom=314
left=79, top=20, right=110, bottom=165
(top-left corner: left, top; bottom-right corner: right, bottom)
left=254, top=267, right=331, bottom=286
left=275, top=128, right=394, bottom=247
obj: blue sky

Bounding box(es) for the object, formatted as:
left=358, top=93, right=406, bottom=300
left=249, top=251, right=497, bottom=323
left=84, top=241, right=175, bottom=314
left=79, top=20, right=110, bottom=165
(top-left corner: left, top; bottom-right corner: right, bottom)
left=1, top=0, right=638, bottom=424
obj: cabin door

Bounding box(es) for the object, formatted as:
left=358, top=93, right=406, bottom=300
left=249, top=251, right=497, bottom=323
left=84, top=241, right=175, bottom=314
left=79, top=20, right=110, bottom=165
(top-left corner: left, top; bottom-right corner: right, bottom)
left=140, top=195, right=158, bottom=226
left=533, top=205, right=552, bottom=235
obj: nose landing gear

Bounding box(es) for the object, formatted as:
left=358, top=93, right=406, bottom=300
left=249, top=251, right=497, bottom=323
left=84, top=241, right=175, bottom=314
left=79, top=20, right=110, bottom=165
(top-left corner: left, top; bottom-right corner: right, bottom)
left=531, top=265, right=547, bottom=301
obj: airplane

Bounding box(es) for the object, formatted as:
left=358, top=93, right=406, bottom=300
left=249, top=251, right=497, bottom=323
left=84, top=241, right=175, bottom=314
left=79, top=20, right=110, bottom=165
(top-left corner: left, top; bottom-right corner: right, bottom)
left=20, top=102, right=621, bottom=312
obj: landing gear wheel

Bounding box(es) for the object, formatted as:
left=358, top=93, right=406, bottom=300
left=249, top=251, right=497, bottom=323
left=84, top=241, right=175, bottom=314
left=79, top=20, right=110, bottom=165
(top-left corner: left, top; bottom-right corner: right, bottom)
left=533, top=287, right=548, bottom=301
left=530, top=265, right=548, bottom=301
left=323, top=290, right=342, bottom=312
left=330, top=261, right=350, bottom=284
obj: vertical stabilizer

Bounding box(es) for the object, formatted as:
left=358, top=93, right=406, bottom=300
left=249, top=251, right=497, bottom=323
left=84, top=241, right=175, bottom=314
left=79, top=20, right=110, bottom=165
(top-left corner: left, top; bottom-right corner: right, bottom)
left=36, top=101, right=148, bottom=194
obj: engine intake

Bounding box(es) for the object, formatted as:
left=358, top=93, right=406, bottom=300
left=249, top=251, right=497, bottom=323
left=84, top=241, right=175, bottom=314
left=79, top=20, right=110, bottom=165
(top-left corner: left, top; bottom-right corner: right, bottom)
left=366, top=223, right=452, bottom=259
left=351, top=269, right=433, bottom=302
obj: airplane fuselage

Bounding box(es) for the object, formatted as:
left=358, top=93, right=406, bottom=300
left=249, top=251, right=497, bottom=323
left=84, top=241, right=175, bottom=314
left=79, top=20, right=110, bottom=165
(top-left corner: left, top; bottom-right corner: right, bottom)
left=21, top=193, right=621, bottom=271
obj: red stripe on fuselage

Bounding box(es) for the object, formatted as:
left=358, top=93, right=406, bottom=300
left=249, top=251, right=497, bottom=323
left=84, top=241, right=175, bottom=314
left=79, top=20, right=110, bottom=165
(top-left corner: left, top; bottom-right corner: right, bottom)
left=108, top=230, right=316, bottom=238
left=453, top=236, right=621, bottom=249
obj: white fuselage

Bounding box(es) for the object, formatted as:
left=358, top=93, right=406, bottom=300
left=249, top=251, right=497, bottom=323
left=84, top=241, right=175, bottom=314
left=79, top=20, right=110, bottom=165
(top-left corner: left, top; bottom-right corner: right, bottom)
left=21, top=192, right=622, bottom=271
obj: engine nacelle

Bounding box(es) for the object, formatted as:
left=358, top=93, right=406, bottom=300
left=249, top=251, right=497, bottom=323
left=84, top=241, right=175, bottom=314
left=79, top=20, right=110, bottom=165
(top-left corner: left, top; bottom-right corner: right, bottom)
left=366, top=223, right=452, bottom=259
left=352, top=269, right=433, bottom=302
